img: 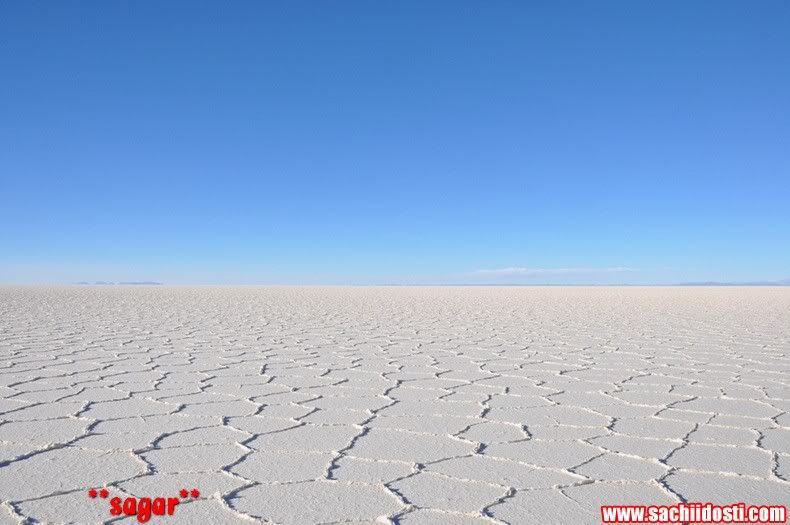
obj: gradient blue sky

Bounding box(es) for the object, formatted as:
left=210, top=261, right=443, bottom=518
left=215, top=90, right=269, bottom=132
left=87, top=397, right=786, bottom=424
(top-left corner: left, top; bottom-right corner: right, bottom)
left=2, top=1, right=789, bottom=284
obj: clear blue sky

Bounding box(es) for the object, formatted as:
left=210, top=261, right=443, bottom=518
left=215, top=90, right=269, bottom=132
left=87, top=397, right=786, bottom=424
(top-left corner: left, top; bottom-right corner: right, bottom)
left=2, top=1, right=788, bottom=284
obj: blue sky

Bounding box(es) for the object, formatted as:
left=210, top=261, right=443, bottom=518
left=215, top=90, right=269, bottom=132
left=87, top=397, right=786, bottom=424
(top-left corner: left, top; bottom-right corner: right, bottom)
left=2, top=1, right=788, bottom=284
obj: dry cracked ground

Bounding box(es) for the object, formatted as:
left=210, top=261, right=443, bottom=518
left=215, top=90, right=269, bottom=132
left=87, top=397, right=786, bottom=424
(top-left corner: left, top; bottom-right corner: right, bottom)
left=0, top=286, right=788, bottom=524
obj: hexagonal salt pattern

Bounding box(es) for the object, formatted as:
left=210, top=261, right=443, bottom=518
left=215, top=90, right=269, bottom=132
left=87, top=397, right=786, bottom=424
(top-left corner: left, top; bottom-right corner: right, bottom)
left=0, top=285, right=788, bottom=524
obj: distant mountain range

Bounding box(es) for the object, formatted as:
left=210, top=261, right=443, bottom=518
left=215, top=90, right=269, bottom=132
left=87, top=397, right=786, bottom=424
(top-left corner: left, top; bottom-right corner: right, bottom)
left=77, top=281, right=163, bottom=285
left=678, top=278, right=790, bottom=286
left=72, top=279, right=789, bottom=286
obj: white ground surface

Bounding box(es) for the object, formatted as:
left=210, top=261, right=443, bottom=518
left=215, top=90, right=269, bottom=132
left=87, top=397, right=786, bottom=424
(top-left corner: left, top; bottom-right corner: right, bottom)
left=0, top=286, right=788, bottom=524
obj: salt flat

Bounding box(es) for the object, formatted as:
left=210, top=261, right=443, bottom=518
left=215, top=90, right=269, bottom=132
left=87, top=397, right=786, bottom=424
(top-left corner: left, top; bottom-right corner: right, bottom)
left=0, top=286, right=788, bottom=524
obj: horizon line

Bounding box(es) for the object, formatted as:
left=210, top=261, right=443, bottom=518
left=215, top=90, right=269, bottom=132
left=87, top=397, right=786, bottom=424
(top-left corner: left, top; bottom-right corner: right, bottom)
left=1, top=282, right=789, bottom=287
